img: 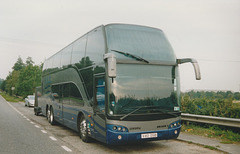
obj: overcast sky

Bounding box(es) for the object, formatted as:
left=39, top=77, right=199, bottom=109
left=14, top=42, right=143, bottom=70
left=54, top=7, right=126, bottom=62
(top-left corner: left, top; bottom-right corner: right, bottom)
left=0, top=0, right=240, bottom=92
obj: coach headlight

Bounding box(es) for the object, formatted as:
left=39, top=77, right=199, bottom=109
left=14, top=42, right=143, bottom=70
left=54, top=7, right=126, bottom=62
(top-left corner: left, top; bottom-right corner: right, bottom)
left=113, top=126, right=117, bottom=130
left=110, top=125, right=128, bottom=132
left=169, top=121, right=181, bottom=129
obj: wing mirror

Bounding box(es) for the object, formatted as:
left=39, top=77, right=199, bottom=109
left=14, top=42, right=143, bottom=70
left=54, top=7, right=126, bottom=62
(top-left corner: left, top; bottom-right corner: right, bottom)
left=104, top=53, right=116, bottom=78
left=52, top=93, right=59, bottom=99
left=177, top=58, right=201, bottom=80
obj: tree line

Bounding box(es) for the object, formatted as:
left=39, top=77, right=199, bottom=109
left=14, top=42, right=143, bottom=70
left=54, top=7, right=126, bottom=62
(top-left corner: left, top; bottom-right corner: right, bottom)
left=0, top=57, right=240, bottom=119
left=181, top=90, right=240, bottom=118
left=0, top=56, right=42, bottom=98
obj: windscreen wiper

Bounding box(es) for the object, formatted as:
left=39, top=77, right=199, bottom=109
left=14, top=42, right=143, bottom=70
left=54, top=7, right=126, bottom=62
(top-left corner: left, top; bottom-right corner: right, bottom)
left=120, top=106, right=147, bottom=121
left=111, top=49, right=149, bottom=63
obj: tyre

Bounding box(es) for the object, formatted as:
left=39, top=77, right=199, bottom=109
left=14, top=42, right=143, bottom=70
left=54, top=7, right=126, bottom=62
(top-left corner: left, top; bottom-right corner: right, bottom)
left=34, top=108, right=39, bottom=116
left=47, top=107, right=50, bottom=121
left=79, top=116, right=90, bottom=142
left=49, top=107, right=56, bottom=125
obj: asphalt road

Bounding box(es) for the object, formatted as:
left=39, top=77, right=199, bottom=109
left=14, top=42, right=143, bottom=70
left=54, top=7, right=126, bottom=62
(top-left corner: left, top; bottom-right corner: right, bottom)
left=0, top=95, right=222, bottom=154
left=0, top=96, right=71, bottom=154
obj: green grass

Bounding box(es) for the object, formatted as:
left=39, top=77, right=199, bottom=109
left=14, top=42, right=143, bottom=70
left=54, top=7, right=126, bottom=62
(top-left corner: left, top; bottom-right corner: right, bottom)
left=204, top=145, right=218, bottom=150
left=0, top=92, right=23, bottom=102
left=181, top=123, right=240, bottom=143
left=220, top=141, right=233, bottom=144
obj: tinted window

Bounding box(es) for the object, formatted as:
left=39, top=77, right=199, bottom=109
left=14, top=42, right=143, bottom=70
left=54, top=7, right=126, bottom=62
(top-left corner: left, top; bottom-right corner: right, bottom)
left=52, top=52, right=61, bottom=69
left=69, top=83, right=84, bottom=106
left=95, top=77, right=105, bottom=111
left=85, top=27, right=105, bottom=65
left=80, top=63, right=105, bottom=101
left=80, top=67, right=93, bottom=100
left=43, top=58, right=53, bottom=75
left=51, top=85, right=60, bottom=103
left=71, top=36, right=87, bottom=66
left=106, top=24, right=176, bottom=62
left=42, top=61, right=48, bottom=71
left=108, top=64, right=180, bottom=115
left=43, top=56, right=57, bottom=74
left=61, top=45, right=72, bottom=68
left=62, top=84, right=70, bottom=104
left=47, top=57, right=54, bottom=69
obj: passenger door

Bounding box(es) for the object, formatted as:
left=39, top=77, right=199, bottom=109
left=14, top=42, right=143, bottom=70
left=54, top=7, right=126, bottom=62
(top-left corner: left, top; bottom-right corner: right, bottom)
left=51, top=84, right=63, bottom=123
left=93, top=74, right=106, bottom=142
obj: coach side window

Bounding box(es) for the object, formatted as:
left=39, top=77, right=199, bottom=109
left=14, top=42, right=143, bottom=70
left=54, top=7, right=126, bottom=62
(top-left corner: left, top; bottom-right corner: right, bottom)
left=95, top=77, right=105, bottom=112
left=71, top=35, right=87, bottom=66
left=51, top=85, right=60, bottom=102
left=69, top=83, right=84, bottom=106
left=62, top=84, right=70, bottom=104
left=85, top=27, right=105, bottom=65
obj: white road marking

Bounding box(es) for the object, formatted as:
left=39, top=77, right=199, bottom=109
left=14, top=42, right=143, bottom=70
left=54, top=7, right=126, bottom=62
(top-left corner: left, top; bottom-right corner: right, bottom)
left=1, top=98, right=73, bottom=153
left=49, top=136, right=57, bottom=141
left=2, top=98, right=43, bottom=131
left=41, top=130, right=47, bottom=134
left=5, top=100, right=22, bottom=115
left=61, top=146, right=72, bottom=152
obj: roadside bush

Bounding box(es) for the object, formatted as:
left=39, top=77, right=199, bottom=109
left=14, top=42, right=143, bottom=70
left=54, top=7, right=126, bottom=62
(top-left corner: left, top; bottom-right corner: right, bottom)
left=181, top=91, right=240, bottom=119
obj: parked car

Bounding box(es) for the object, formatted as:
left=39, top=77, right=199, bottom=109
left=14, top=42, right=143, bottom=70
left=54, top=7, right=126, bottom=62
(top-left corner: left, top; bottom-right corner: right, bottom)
left=25, top=95, right=35, bottom=107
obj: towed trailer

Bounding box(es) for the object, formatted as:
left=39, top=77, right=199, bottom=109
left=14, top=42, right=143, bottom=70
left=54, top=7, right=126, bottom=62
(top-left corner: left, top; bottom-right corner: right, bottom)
left=34, top=86, right=42, bottom=116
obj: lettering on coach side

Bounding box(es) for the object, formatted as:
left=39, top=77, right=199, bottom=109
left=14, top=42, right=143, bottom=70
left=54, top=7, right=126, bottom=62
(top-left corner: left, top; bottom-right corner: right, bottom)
left=129, top=127, right=141, bottom=130
left=157, top=125, right=167, bottom=128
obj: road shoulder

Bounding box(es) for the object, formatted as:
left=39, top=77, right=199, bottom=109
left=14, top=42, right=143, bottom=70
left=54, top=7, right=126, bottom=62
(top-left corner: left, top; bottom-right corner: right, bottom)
left=178, top=132, right=240, bottom=154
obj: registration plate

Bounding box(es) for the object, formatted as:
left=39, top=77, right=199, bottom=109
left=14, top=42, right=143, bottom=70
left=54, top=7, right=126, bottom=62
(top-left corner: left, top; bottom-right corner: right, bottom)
left=141, top=133, right=158, bottom=139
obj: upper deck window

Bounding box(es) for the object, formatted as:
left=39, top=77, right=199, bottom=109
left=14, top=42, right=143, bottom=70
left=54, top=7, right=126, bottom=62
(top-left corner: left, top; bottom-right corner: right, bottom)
left=105, top=24, right=176, bottom=63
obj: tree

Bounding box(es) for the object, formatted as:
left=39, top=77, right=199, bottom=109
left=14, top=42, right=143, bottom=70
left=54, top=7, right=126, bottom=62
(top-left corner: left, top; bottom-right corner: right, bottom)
left=3, top=56, right=42, bottom=97
left=17, top=64, right=41, bottom=98
left=0, top=79, right=6, bottom=91
left=26, top=57, right=34, bottom=66
left=0, top=78, right=3, bottom=87
left=12, top=56, right=25, bottom=71
left=5, top=71, right=20, bottom=95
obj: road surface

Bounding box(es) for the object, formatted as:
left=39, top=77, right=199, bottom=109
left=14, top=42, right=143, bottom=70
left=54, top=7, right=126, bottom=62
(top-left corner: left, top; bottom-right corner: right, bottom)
left=0, top=95, right=221, bottom=154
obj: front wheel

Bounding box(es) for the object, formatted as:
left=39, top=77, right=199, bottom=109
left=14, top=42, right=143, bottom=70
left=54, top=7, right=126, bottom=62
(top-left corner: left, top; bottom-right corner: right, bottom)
left=79, top=116, right=90, bottom=142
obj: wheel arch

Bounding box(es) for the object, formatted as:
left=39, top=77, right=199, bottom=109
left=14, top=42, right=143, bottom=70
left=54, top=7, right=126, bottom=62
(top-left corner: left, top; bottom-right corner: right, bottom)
left=46, top=104, right=49, bottom=115
left=77, top=111, right=84, bottom=131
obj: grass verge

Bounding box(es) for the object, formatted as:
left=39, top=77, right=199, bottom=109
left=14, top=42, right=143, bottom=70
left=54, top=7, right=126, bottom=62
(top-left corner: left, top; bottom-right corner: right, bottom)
left=0, top=92, right=23, bottom=102
left=204, top=145, right=218, bottom=150
left=181, top=123, right=240, bottom=144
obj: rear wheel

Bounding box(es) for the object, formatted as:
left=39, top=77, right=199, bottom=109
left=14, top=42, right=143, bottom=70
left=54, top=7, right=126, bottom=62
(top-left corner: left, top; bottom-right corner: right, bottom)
left=49, top=107, right=55, bottom=125
left=79, top=116, right=90, bottom=142
left=47, top=107, right=50, bottom=121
